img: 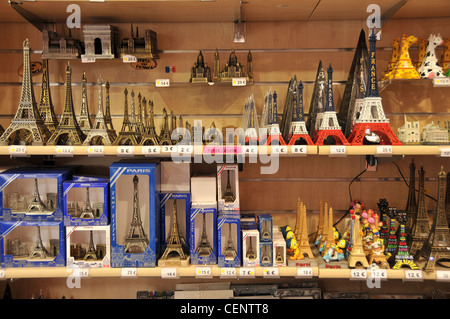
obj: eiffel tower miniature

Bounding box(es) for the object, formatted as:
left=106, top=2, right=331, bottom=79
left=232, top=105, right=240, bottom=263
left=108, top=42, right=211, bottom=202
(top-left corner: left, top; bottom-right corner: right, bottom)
left=385, top=208, right=398, bottom=259
left=446, top=171, right=450, bottom=227
left=223, top=223, right=237, bottom=260
left=159, top=108, right=173, bottom=145
left=79, top=187, right=95, bottom=219
left=377, top=198, right=390, bottom=245
left=136, top=93, right=146, bottom=135
left=264, top=90, right=287, bottom=146
left=415, top=167, right=450, bottom=271
left=129, top=90, right=141, bottom=141
left=83, top=77, right=117, bottom=145
left=347, top=30, right=402, bottom=146
left=222, top=170, right=236, bottom=203
left=405, top=159, right=418, bottom=233
left=78, top=72, right=93, bottom=135
left=27, top=178, right=47, bottom=213
left=246, top=236, right=257, bottom=260
left=392, top=212, right=419, bottom=269
left=244, top=95, right=259, bottom=145
left=348, top=213, right=370, bottom=268
left=195, top=213, right=213, bottom=257
left=0, top=39, right=51, bottom=146
left=29, top=226, right=49, bottom=259
left=316, top=202, right=329, bottom=249
left=296, top=198, right=314, bottom=259
left=113, top=88, right=140, bottom=145
left=159, top=199, right=189, bottom=266
left=83, top=230, right=98, bottom=260
left=104, top=82, right=115, bottom=132
left=306, top=61, right=326, bottom=140
left=123, top=175, right=149, bottom=253
left=38, top=59, right=58, bottom=134
left=321, top=205, right=336, bottom=256
left=139, top=99, right=161, bottom=145
left=314, top=200, right=325, bottom=244
left=287, top=80, right=314, bottom=145
left=47, top=62, right=86, bottom=145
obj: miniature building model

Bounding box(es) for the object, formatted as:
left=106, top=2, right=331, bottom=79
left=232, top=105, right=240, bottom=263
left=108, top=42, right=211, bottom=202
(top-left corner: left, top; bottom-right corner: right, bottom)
left=397, top=116, right=420, bottom=144
left=190, top=51, right=211, bottom=83
left=214, top=49, right=252, bottom=82
left=42, top=25, right=83, bottom=60
left=119, top=25, right=159, bottom=60
left=81, top=24, right=118, bottom=60
left=421, top=121, right=450, bottom=144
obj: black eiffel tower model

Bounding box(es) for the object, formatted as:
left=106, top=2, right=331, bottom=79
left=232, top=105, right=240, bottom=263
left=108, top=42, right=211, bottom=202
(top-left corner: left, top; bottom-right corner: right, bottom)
left=415, top=167, right=450, bottom=271
left=139, top=98, right=161, bottom=145
left=392, top=212, right=419, bottom=269
left=78, top=72, right=93, bottom=135
left=223, top=223, right=237, bottom=260
left=222, top=170, right=236, bottom=203
left=136, top=93, right=146, bottom=135
left=159, top=108, right=173, bottom=145
left=195, top=213, right=213, bottom=257
left=129, top=90, right=141, bottom=141
left=27, top=178, right=47, bottom=213
left=47, top=62, right=86, bottom=145
left=405, top=159, right=418, bottom=233
left=305, top=61, right=326, bottom=141
left=0, top=39, right=51, bottom=145
left=83, top=230, right=98, bottom=260
left=79, top=187, right=95, bottom=219
left=385, top=207, right=398, bottom=261
left=159, top=199, right=190, bottom=266
left=407, top=165, right=430, bottom=255
left=104, top=82, right=115, bottom=132
left=377, top=198, right=390, bottom=246
left=113, top=89, right=140, bottom=145
left=123, top=175, right=149, bottom=253
left=29, top=226, right=49, bottom=259
left=38, top=59, right=58, bottom=135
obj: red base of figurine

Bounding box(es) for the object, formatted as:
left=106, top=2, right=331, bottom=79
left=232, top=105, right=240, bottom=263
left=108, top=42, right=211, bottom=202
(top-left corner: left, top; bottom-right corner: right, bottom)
left=244, top=136, right=259, bottom=145
left=313, top=129, right=350, bottom=145
left=348, top=122, right=403, bottom=145
left=264, top=134, right=286, bottom=146
left=288, top=134, right=314, bottom=146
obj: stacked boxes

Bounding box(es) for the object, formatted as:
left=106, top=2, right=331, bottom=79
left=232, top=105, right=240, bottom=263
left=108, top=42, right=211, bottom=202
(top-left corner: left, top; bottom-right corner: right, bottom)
left=272, top=226, right=287, bottom=266
left=258, top=214, right=273, bottom=267
left=217, top=214, right=240, bottom=267
left=241, top=216, right=260, bottom=267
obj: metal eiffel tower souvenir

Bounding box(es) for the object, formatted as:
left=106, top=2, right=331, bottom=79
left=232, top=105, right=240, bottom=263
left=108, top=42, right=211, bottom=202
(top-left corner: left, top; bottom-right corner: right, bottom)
left=29, top=226, right=49, bottom=259
left=47, top=62, right=86, bottom=145
left=83, top=77, right=117, bottom=145
left=113, top=88, right=140, bottom=145
left=222, top=170, right=236, bottom=203
left=79, top=187, right=95, bottom=219
left=405, top=159, right=418, bottom=233
left=136, top=93, right=146, bottom=135
left=392, top=212, right=419, bottom=269
left=0, top=39, right=51, bottom=145
left=306, top=61, right=326, bottom=140
left=104, top=82, right=114, bottom=131
left=38, top=59, right=58, bottom=134
left=123, top=175, right=149, bottom=253
left=83, top=230, right=98, bottom=260
left=159, top=108, right=172, bottom=145
left=223, top=223, right=237, bottom=260
left=195, top=213, right=213, bottom=257
left=27, top=178, right=47, bottom=213
left=78, top=72, right=93, bottom=135
left=129, top=90, right=141, bottom=140
left=246, top=236, right=256, bottom=260
left=139, top=99, right=161, bottom=145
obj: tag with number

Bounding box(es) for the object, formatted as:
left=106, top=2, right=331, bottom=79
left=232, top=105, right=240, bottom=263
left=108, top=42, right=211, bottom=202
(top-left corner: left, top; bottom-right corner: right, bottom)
left=123, top=55, right=137, bottom=63
left=161, top=267, right=178, bottom=279
left=440, top=148, right=450, bottom=157
left=263, top=267, right=279, bottom=278
left=350, top=269, right=367, bottom=280
left=195, top=266, right=212, bottom=278
left=117, top=146, right=134, bottom=156
left=81, top=56, right=95, bottom=63
left=329, top=145, right=346, bottom=155
left=0, top=269, right=5, bottom=278
left=291, top=145, right=307, bottom=155
left=296, top=267, right=313, bottom=278
left=376, top=145, right=392, bottom=156
left=155, top=79, right=170, bottom=87
left=177, top=145, right=193, bottom=156
left=232, top=78, right=246, bottom=86
left=55, top=146, right=74, bottom=157
left=370, top=269, right=387, bottom=280
left=121, top=268, right=137, bottom=277
left=220, top=267, right=236, bottom=278
left=161, top=145, right=176, bottom=153
left=243, top=145, right=258, bottom=155
left=9, top=145, right=27, bottom=156
left=433, top=77, right=450, bottom=87
left=87, top=145, right=104, bottom=156
left=404, top=269, right=423, bottom=281
left=239, top=267, right=255, bottom=278
left=272, top=145, right=288, bottom=154
left=436, top=270, right=450, bottom=281
left=73, top=268, right=89, bottom=278
left=142, top=146, right=160, bottom=156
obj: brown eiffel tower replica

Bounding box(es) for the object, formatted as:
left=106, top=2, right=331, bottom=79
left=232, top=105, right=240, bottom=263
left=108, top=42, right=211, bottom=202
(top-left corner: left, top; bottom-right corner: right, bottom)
left=159, top=108, right=173, bottom=145
left=29, top=226, right=49, bottom=259
left=27, top=178, right=47, bottom=213
left=246, top=236, right=257, bottom=260
left=195, top=213, right=213, bottom=257
left=38, top=59, right=58, bottom=134
left=415, top=167, right=450, bottom=271
left=407, top=165, right=430, bottom=255
left=47, top=62, right=86, bottom=145
left=78, top=72, right=93, bottom=135
left=83, top=77, right=117, bottom=145
left=317, top=202, right=329, bottom=249
left=222, top=171, right=236, bottom=203
left=296, top=198, right=314, bottom=259
left=83, top=230, right=98, bottom=260
left=139, top=99, right=161, bottom=145
left=113, top=88, right=140, bottom=145
left=347, top=213, right=369, bottom=268
left=123, top=175, right=149, bottom=253
left=223, top=223, right=237, bottom=260
left=79, top=187, right=95, bottom=219
left=159, top=199, right=190, bottom=266
left=0, top=39, right=51, bottom=145
left=321, top=205, right=336, bottom=256
left=405, top=159, right=418, bottom=233
left=136, top=93, right=146, bottom=135
left=314, top=200, right=325, bottom=244
left=104, top=82, right=115, bottom=132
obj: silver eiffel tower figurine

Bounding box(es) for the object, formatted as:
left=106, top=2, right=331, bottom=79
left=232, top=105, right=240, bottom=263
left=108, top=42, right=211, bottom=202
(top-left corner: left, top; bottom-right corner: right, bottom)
left=29, top=226, right=49, bottom=259
left=27, top=178, right=47, bottom=213
left=136, top=93, right=146, bottom=135
left=223, top=223, right=237, bottom=260
left=78, top=71, right=93, bottom=135
left=195, top=213, right=213, bottom=257
left=83, top=230, right=98, bottom=260
left=79, top=187, right=95, bottom=219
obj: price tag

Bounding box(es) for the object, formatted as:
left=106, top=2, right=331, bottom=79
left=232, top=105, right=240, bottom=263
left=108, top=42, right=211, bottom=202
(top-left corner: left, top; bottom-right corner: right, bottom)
left=376, top=145, right=392, bottom=156
left=8, top=145, right=27, bottom=156
left=291, top=145, right=308, bottom=155
left=263, top=267, right=279, bottom=278
left=177, top=145, right=193, bottom=156
left=155, top=79, right=170, bottom=87
left=370, top=269, right=387, bottom=280
left=232, top=77, right=247, bottom=86
left=161, top=145, right=176, bottom=153
left=239, top=267, right=255, bottom=278
left=121, top=268, right=137, bottom=277
left=55, top=146, right=73, bottom=157
left=433, top=77, right=450, bottom=87
left=272, top=145, right=288, bottom=154
left=81, top=56, right=95, bottom=63
left=0, top=269, right=5, bottom=278
left=296, top=267, right=313, bottom=278
left=329, top=145, right=346, bottom=156
left=73, top=268, right=89, bottom=278
left=350, top=269, right=367, bottom=280
left=440, top=148, right=450, bottom=157
left=141, top=146, right=160, bottom=155
left=122, top=55, right=137, bottom=63
left=117, top=146, right=134, bottom=156
left=195, top=266, right=212, bottom=278
left=220, top=267, right=237, bottom=278
left=87, top=145, right=104, bottom=156
left=243, top=145, right=258, bottom=155
left=404, top=270, right=423, bottom=281
left=161, top=267, right=178, bottom=279
left=436, top=270, right=450, bottom=281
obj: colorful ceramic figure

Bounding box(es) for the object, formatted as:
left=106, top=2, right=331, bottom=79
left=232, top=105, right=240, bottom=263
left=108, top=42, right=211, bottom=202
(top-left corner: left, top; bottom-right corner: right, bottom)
left=417, top=34, right=445, bottom=78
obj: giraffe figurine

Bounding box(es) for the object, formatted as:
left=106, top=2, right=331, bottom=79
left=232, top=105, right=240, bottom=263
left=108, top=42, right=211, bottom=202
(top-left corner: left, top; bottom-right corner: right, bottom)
left=441, top=38, right=450, bottom=76
left=414, top=38, right=427, bottom=69
left=392, top=34, right=421, bottom=79
left=417, top=33, right=445, bottom=79
left=381, top=37, right=400, bottom=80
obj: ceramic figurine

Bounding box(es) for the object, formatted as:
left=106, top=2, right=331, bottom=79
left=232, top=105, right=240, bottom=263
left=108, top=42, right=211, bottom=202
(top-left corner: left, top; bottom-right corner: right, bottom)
left=417, top=34, right=445, bottom=78
left=392, top=34, right=421, bottom=79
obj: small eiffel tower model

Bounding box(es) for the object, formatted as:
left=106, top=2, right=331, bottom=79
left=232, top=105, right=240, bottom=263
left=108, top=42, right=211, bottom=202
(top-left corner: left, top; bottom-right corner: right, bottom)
left=129, top=90, right=141, bottom=141
left=385, top=208, right=398, bottom=259
left=159, top=199, right=189, bottom=266
left=246, top=236, right=256, bottom=260
left=406, top=166, right=430, bottom=256
left=123, top=175, right=149, bottom=253
left=223, top=223, right=237, bottom=260
left=47, top=62, right=86, bottom=145
left=0, top=39, right=51, bottom=146
left=377, top=198, right=390, bottom=245
left=392, top=212, right=419, bottom=269
left=405, top=159, right=418, bottom=233
left=29, top=226, right=49, bottom=259
left=139, top=99, right=161, bottom=145
left=287, top=80, right=314, bottom=145
left=38, top=59, right=58, bottom=134
left=244, top=95, right=259, bottom=145
left=264, top=90, right=286, bottom=146
left=113, top=89, right=140, bottom=145
left=83, top=77, right=117, bottom=145
left=104, top=82, right=115, bottom=132
left=306, top=61, right=326, bottom=141
left=79, top=187, right=95, bottom=219
left=313, top=64, right=350, bottom=145
left=347, top=212, right=369, bottom=268
left=296, top=198, right=314, bottom=259
left=316, top=202, right=329, bottom=248
left=27, top=178, right=47, bottom=213
left=83, top=230, right=98, bottom=260
left=314, top=200, right=325, bottom=244
left=446, top=171, right=450, bottom=227
left=195, top=213, right=213, bottom=257
left=78, top=72, right=93, bottom=135
left=347, top=30, right=402, bottom=146
left=415, top=167, right=450, bottom=271
left=321, top=205, right=336, bottom=256
left=222, top=170, right=236, bottom=203
left=136, top=93, right=146, bottom=135
left=159, top=108, right=173, bottom=145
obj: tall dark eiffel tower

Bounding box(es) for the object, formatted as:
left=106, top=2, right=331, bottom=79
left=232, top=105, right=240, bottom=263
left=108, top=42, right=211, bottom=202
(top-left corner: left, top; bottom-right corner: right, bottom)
left=78, top=72, right=93, bottom=135
left=27, top=178, right=47, bottom=213
left=104, top=82, right=115, bottom=132
left=123, top=175, right=149, bottom=253
left=159, top=200, right=188, bottom=262
left=405, top=159, right=418, bottom=233
left=79, top=187, right=95, bottom=219
left=83, top=230, right=98, bottom=260
left=38, top=59, right=58, bottom=134
left=113, top=88, right=140, bottom=145
left=446, top=171, right=450, bottom=226
left=139, top=98, right=161, bottom=145
left=29, top=226, right=49, bottom=259
left=195, top=213, right=213, bottom=257
left=159, top=108, right=172, bottom=145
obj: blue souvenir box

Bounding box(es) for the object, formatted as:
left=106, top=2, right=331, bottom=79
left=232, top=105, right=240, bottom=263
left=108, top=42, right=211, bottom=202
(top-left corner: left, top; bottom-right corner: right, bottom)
left=257, top=214, right=273, bottom=242
left=0, top=167, right=73, bottom=222
left=260, top=242, right=273, bottom=267
left=190, top=204, right=217, bottom=265
left=110, top=162, right=160, bottom=268
left=160, top=192, right=191, bottom=251
left=0, top=220, right=65, bottom=267
left=217, top=213, right=241, bottom=267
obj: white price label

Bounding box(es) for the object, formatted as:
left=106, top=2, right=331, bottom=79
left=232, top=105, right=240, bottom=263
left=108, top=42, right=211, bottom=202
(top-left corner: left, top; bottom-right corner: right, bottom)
left=291, top=145, right=307, bottom=155
left=329, top=145, right=346, bottom=155
left=73, top=268, right=89, bottom=278
left=55, top=146, right=73, bottom=157
left=81, top=56, right=95, bottom=63
left=350, top=269, right=367, bottom=280
left=87, top=145, right=104, bottom=156
left=220, top=267, right=237, bottom=278
left=239, top=267, right=255, bottom=278
left=161, top=267, right=178, bottom=279
left=117, top=146, right=134, bottom=156
left=243, top=145, right=258, bottom=155
left=8, top=145, right=27, bottom=156
left=436, top=270, right=450, bottom=281
left=296, top=267, right=313, bottom=278
left=0, top=269, right=5, bottom=278
left=155, top=79, right=170, bottom=87
left=122, top=55, right=137, bottom=63
left=433, top=77, right=450, bottom=87
left=177, top=145, right=193, bottom=155
left=404, top=270, right=423, bottom=281
left=263, top=267, right=279, bottom=278
left=195, top=266, right=212, bottom=278
left=440, top=148, right=450, bottom=157
left=272, top=145, right=288, bottom=154
left=142, top=146, right=160, bottom=155
left=370, top=269, right=387, bottom=279
left=232, top=77, right=247, bottom=86
left=376, top=145, right=392, bottom=155
left=162, top=145, right=176, bottom=153
left=121, top=268, right=137, bottom=277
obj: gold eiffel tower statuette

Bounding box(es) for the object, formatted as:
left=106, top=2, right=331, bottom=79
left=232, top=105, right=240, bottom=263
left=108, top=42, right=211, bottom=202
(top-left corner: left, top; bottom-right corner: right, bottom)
left=296, top=199, right=314, bottom=259
left=0, top=39, right=51, bottom=146
left=47, top=62, right=86, bottom=145
left=246, top=236, right=256, bottom=260
left=315, top=200, right=325, bottom=243
left=113, top=88, right=140, bottom=145
left=29, top=226, right=49, bottom=259
left=405, top=159, right=418, bottom=233
left=223, top=223, right=237, bottom=260
left=27, top=178, right=47, bottom=213
left=79, top=187, right=95, bottom=219
left=78, top=71, right=93, bottom=135
left=123, top=175, right=149, bottom=253
left=347, top=213, right=369, bottom=268
left=136, top=93, right=146, bottom=135
left=104, top=81, right=115, bottom=132
left=159, top=108, right=173, bottom=145
left=261, top=245, right=271, bottom=262
left=195, top=213, right=213, bottom=257
left=222, top=170, right=236, bottom=203
left=139, top=99, right=161, bottom=145
left=38, top=59, right=58, bottom=134
left=159, top=200, right=189, bottom=266
left=83, top=230, right=98, bottom=260
left=275, top=246, right=284, bottom=263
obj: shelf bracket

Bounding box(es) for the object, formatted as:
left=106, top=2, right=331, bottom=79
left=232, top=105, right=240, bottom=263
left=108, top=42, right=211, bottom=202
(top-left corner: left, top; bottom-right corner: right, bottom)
left=9, top=1, right=46, bottom=32
left=233, top=1, right=246, bottom=43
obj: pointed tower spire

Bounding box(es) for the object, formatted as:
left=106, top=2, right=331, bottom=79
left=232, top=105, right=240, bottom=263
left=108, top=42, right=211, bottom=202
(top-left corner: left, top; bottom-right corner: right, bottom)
left=78, top=71, right=93, bottom=134
left=366, top=29, right=380, bottom=98
left=38, top=59, right=58, bottom=133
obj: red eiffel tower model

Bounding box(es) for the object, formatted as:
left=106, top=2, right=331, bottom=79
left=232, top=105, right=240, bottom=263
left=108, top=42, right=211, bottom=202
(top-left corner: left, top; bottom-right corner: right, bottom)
left=347, top=30, right=402, bottom=146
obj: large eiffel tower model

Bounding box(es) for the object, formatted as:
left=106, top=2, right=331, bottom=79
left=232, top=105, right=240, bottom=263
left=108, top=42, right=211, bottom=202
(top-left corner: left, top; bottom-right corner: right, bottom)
left=392, top=212, right=419, bottom=269
left=83, top=77, right=117, bottom=145
left=295, top=198, right=314, bottom=259
left=27, top=178, right=47, bottom=213
left=136, top=93, right=146, bottom=135
left=347, top=30, right=402, bottom=146
left=159, top=108, right=173, bottom=145
left=78, top=72, right=93, bottom=135
left=313, top=64, right=350, bottom=145
left=159, top=199, right=189, bottom=266
left=415, top=167, right=450, bottom=271
left=83, top=230, right=98, bottom=260
left=29, top=226, right=49, bottom=259
left=306, top=61, right=326, bottom=141
left=223, top=223, right=237, bottom=260
left=404, top=160, right=418, bottom=234
left=347, top=212, right=369, bottom=268
left=113, top=88, right=140, bottom=145
left=0, top=39, right=51, bottom=146
left=287, top=80, right=314, bottom=145
left=123, top=175, right=149, bottom=253
left=139, top=98, right=161, bottom=145
left=47, top=63, right=86, bottom=145
left=129, top=90, right=141, bottom=141
left=195, top=213, right=213, bottom=257
left=38, top=59, right=58, bottom=134
left=79, top=187, right=95, bottom=219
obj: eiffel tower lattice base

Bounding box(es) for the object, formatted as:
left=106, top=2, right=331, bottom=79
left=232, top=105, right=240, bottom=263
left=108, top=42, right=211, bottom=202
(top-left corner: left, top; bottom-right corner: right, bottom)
left=415, top=244, right=450, bottom=272
left=264, top=134, right=286, bottom=146
left=348, top=122, right=403, bottom=145
left=288, top=133, right=314, bottom=145
left=158, top=245, right=190, bottom=267
left=313, top=129, right=350, bottom=146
